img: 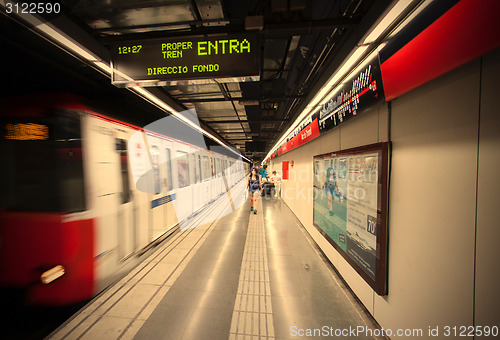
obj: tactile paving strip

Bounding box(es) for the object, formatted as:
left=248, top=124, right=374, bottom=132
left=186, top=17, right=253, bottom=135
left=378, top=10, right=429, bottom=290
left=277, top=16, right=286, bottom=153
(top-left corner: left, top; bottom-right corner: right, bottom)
left=229, top=200, right=275, bottom=340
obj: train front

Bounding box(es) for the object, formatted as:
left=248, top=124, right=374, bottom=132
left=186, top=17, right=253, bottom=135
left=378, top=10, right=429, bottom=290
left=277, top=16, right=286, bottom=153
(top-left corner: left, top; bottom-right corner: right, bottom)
left=0, top=98, right=94, bottom=306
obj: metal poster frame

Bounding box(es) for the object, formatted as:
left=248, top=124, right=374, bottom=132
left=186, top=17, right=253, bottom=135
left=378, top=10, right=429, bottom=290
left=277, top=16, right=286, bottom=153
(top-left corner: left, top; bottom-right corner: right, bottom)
left=312, top=142, right=390, bottom=295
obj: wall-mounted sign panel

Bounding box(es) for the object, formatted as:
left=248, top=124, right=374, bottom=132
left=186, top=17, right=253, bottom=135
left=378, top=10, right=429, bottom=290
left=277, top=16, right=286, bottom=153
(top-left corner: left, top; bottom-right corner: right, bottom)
left=111, top=34, right=259, bottom=86
left=266, top=57, right=386, bottom=163
left=313, top=142, right=390, bottom=295
left=282, top=161, right=289, bottom=180
left=314, top=57, right=385, bottom=134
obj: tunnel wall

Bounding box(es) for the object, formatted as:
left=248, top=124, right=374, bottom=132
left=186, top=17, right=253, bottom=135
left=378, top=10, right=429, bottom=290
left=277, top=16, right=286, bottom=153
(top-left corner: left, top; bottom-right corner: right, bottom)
left=270, top=47, right=500, bottom=335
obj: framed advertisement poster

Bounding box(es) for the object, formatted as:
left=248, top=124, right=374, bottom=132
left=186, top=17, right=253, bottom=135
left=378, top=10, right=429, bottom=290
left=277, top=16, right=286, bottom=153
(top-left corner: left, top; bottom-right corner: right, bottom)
left=313, top=142, right=390, bottom=295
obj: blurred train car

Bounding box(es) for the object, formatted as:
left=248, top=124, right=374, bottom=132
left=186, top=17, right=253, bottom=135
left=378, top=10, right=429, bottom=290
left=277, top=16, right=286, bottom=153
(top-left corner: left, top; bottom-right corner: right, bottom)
left=0, top=93, right=249, bottom=306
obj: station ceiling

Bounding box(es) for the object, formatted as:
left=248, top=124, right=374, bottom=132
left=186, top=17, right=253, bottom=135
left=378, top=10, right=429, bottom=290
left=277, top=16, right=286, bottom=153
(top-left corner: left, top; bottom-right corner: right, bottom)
left=1, top=0, right=393, bottom=161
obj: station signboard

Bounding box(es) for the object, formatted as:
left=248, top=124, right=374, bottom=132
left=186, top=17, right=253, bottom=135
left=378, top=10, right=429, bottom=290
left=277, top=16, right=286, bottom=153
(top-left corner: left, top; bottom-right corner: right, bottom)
left=111, top=34, right=259, bottom=86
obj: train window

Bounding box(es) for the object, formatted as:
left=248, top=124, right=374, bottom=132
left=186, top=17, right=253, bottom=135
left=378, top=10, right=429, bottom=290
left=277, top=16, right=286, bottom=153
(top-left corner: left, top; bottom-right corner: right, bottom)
left=151, top=145, right=162, bottom=194
left=202, top=155, right=209, bottom=180
left=165, top=148, right=173, bottom=190
left=0, top=110, right=85, bottom=212
left=55, top=112, right=87, bottom=212
left=192, top=154, right=200, bottom=183
left=216, top=158, right=220, bottom=177
left=198, top=155, right=202, bottom=182
left=177, top=151, right=190, bottom=188
left=116, top=139, right=131, bottom=204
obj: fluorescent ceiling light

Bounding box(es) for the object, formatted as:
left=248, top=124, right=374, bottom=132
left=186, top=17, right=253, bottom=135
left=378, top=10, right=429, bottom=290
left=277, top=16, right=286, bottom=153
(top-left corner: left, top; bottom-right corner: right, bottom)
left=37, top=24, right=99, bottom=61
left=264, top=0, right=420, bottom=162
left=2, top=6, right=250, bottom=162
left=4, top=6, right=100, bottom=62
left=94, top=61, right=112, bottom=75
left=303, top=45, right=369, bottom=114
left=266, top=44, right=369, bottom=161
left=361, top=0, right=410, bottom=45
left=317, top=46, right=378, bottom=108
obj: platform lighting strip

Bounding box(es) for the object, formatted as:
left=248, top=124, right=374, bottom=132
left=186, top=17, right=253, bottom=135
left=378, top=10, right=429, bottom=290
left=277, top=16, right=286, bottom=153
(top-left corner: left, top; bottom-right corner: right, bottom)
left=263, top=0, right=420, bottom=163
left=1, top=3, right=250, bottom=163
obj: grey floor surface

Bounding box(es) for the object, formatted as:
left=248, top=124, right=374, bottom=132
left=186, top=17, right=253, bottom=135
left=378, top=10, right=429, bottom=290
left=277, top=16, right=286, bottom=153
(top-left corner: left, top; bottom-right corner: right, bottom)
left=133, top=198, right=382, bottom=340
left=50, top=197, right=383, bottom=340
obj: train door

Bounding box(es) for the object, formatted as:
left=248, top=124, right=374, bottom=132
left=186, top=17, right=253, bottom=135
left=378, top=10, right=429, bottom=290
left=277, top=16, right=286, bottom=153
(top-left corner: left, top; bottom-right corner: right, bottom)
left=163, top=144, right=178, bottom=232
left=229, top=160, right=235, bottom=187
left=87, top=118, right=121, bottom=280
left=149, top=139, right=166, bottom=240
left=221, top=158, right=229, bottom=193
left=226, top=159, right=231, bottom=187
left=212, top=156, right=220, bottom=198
left=196, top=153, right=205, bottom=208
left=190, top=151, right=201, bottom=213
left=115, top=138, right=135, bottom=260
left=173, top=147, right=192, bottom=223
left=221, top=158, right=227, bottom=193
left=202, top=153, right=211, bottom=206
left=218, top=157, right=224, bottom=194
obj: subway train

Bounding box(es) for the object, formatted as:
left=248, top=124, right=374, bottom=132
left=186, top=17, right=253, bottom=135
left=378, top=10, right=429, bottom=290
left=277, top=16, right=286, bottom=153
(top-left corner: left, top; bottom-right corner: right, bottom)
left=0, top=93, right=249, bottom=306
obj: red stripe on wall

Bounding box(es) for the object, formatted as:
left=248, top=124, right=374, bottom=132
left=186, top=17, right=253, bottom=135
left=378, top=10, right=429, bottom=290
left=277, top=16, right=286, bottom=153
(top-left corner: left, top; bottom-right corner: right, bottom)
left=381, top=0, right=500, bottom=101
left=298, top=119, right=320, bottom=146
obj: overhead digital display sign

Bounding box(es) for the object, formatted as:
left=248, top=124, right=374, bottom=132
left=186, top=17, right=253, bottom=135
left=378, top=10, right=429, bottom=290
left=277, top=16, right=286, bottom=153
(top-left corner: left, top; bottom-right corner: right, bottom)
left=111, top=34, right=259, bottom=86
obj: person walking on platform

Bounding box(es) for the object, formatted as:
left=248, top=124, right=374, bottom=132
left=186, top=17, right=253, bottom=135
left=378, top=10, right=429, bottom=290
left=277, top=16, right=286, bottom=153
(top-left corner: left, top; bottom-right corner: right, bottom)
left=324, top=167, right=337, bottom=216
left=259, top=165, right=269, bottom=197
left=247, top=167, right=262, bottom=214
left=259, top=164, right=268, bottom=181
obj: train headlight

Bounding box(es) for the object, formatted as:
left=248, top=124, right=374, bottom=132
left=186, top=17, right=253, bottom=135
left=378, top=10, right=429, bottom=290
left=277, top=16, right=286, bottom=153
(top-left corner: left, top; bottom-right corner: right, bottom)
left=40, top=265, right=65, bottom=284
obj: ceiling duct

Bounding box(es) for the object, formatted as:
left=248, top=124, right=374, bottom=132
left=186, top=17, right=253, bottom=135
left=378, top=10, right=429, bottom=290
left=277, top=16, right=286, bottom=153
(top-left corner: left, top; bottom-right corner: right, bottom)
left=245, top=16, right=264, bottom=30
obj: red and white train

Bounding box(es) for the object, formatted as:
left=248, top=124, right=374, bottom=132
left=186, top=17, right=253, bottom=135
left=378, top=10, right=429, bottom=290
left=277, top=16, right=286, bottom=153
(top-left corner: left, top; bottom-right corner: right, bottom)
left=0, top=93, right=248, bottom=305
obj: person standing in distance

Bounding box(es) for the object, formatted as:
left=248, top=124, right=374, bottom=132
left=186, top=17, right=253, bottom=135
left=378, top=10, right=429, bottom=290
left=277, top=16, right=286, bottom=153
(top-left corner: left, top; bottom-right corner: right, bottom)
left=270, top=170, right=281, bottom=198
